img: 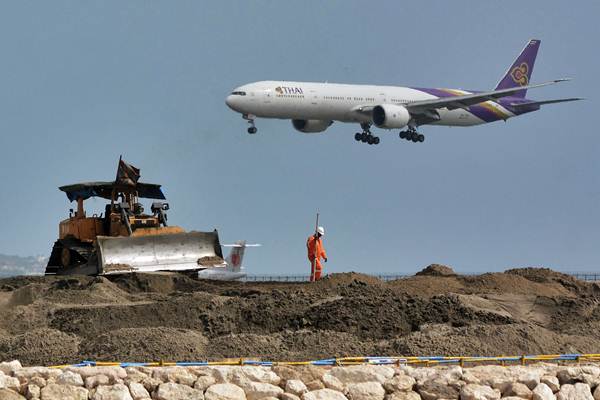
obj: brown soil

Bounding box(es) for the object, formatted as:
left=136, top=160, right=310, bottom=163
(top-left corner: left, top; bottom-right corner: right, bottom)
left=0, top=268, right=599, bottom=366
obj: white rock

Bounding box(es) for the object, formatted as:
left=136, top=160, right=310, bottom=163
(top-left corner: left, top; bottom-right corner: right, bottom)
left=86, top=375, right=111, bottom=389
left=66, top=366, right=127, bottom=381
left=14, top=367, right=61, bottom=382
left=56, top=371, right=84, bottom=387
left=322, top=374, right=344, bottom=392
left=385, top=392, right=421, bottom=400
left=282, top=394, right=302, bottom=400
left=205, top=383, right=247, bottom=400
left=557, top=383, right=593, bottom=400
left=0, top=374, right=21, bottom=391
left=26, top=384, right=41, bottom=400
left=230, top=368, right=281, bottom=386
left=286, top=380, right=309, bottom=396
left=557, top=369, right=585, bottom=385
left=459, top=384, right=501, bottom=400
left=303, top=388, right=349, bottom=400
left=207, top=367, right=235, bottom=383
left=92, top=383, right=134, bottom=400
left=417, top=380, right=459, bottom=400
left=504, top=382, right=533, bottom=399
left=542, top=377, right=561, bottom=393
left=346, top=382, right=386, bottom=400
left=155, top=382, right=204, bottom=400
left=533, top=383, right=556, bottom=400
left=241, top=381, right=284, bottom=400
left=593, top=385, right=600, bottom=400
left=123, top=368, right=148, bottom=384
left=330, top=366, right=395, bottom=385
left=0, top=388, right=26, bottom=400
left=384, top=375, right=416, bottom=393
left=127, top=382, right=150, bottom=400
left=0, top=361, right=23, bottom=375
left=141, top=377, right=161, bottom=393
left=30, top=377, right=46, bottom=388
left=153, top=367, right=197, bottom=386
left=519, top=374, right=542, bottom=391
left=195, top=376, right=218, bottom=391
left=40, top=383, right=88, bottom=400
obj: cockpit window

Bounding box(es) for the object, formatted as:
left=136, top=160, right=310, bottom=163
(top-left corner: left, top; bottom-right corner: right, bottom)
left=231, top=91, right=246, bottom=96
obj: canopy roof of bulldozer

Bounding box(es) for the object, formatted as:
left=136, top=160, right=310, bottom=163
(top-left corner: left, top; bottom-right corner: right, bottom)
left=59, top=181, right=166, bottom=202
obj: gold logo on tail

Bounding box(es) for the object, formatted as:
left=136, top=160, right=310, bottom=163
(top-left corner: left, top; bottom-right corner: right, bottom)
left=511, top=63, right=529, bottom=86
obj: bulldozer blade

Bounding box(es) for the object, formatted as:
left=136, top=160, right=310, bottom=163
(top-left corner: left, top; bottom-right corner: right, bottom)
left=96, top=231, right=225, bottom=274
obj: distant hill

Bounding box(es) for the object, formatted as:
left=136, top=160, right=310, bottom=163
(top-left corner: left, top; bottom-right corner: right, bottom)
left=0, top=254, right=47, bottom=277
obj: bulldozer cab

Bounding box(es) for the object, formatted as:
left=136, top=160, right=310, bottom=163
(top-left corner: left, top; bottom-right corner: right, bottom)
left=57, top=181, right=176, bottom=242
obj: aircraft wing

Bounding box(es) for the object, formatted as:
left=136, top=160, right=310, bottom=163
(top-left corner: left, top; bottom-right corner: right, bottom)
left=508, top=97, right=583, bottom=109
left=407, top=79, right=571, bottom=113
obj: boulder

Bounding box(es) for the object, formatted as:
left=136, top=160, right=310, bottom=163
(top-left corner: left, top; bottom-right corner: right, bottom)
left=0, top=361, right=23, bottom=375
left=307, top=381, right=325, bottom=391
left=557, top=369, right=585, bottom=386
left=519, top=374, right=542, bottom=391
left=533, top=383, right=556, bottom=400
left=417, top=380, right=460, bottom=400
left=155, top=382, right=204, bottom=400
left=230, top=368, right=281, bottom=386
left=195, top=376, right=218, bottom=392
left=86, top=375, right=111, bottom=390
left=14, top=367, right=62, bottom=382
left=26, top=384, right=41, bottom=400
left=384, top=375, right=416, bottom=393
left=241, top=381, right=284, bottom=400
left=303, top=388, right=349, bottom=400
left=459, top=384, right=501, bottom=400
left=56, top=371, right=84, bottom=387
left=322, top=374, right=344, bottom=392
left=123, top=368, right=148, bottom=384
left=282, top=394, right=302, bottom=400
left=153, top=367, right=197, bottom=386
left=385, top=392, right=421, bottom=400
left=541, top=377, right=560, bottom=393
left=205, top=383, right=247, bottom=400
left=0, top=388, right=25, bottom=400
left=556, top=383, right=593, bottom=400
left=92, top=383, right=134, bottom=400
left=128, top=382, right=150, bottom=400
left=286, top=380, right=309, bottom=396
left=330, top=366, right=394, bottom=385
left=346, top=382, right=386, bottom=400
left=0, top=374, right=21, bottom=391
left=593, top=385, right=600, bottom=400
left=30, top=376, right=46, bottom=388
left=504, top=382, right=533, bottom=399
left=141, top=377, right=162, bottom=393
left=66, top=367, right=127, bottom=381
left=40, top=383, right=88, bottom=400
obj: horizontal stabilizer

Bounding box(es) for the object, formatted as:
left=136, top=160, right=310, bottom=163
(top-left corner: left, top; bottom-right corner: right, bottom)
left=510, top=97, right=583, bottom=108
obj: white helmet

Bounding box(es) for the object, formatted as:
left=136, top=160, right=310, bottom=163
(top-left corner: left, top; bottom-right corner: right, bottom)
left=317, top=226, right=325, bottom=236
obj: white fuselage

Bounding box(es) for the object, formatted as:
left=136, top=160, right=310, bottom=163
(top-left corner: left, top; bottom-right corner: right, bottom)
left=226, top=81, right=514, bottom=127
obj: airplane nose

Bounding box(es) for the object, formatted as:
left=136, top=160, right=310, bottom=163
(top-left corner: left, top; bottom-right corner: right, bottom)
left=225, top=95, right=234, bottom=109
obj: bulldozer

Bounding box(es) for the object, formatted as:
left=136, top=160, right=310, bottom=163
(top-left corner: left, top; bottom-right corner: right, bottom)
left=45, top=168, right=225, bottom=275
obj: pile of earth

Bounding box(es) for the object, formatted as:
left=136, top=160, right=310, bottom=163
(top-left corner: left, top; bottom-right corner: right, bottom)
left=1, top=266, right=600, bottom=366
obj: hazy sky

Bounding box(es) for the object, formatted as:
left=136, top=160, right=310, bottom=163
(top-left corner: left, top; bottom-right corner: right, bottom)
left=0, top=1, right=598, bottom=274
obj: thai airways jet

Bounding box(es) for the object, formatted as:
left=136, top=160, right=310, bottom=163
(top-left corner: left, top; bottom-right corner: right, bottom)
left=197, top=241, right=260, bottom=281
left=226, top=40, right=580, bottom=144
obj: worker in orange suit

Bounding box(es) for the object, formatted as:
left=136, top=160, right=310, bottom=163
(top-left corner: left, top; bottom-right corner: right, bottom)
left=307, top=226, right=327, bottom=282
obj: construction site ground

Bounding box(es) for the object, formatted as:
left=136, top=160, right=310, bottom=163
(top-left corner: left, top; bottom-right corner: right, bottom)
left=1, top=267, right=600, bottom=366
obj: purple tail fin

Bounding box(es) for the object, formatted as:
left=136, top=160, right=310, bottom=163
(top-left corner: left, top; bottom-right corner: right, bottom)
left=495, top=39, right=541, bottom=98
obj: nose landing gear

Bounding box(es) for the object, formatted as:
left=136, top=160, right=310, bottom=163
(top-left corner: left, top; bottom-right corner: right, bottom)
left=243, top=114, right=257, bottom=134
left=354, top=123, right=380, bottom=145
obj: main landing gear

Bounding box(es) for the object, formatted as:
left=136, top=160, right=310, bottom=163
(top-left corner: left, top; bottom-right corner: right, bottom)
left=399, top=128, right=425, bottom=143
left=354, top=123, right=380, bottom=145
left=243, top=114, right=257, bottom=134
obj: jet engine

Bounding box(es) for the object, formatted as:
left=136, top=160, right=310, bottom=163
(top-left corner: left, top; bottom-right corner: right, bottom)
left=372, top=104, right=411, bottom=129
left=292, top=119, right=333, bottom=133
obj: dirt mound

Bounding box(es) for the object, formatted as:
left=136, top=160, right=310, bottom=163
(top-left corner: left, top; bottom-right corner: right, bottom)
left=416, top=264, right=456, bottom=276
left=1, top=269, right=599, bottom=365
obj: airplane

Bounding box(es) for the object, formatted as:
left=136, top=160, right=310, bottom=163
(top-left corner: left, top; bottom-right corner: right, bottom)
left=225, top=39, right=581, bottom=145
left=196, top=241, right=260, bottom=281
